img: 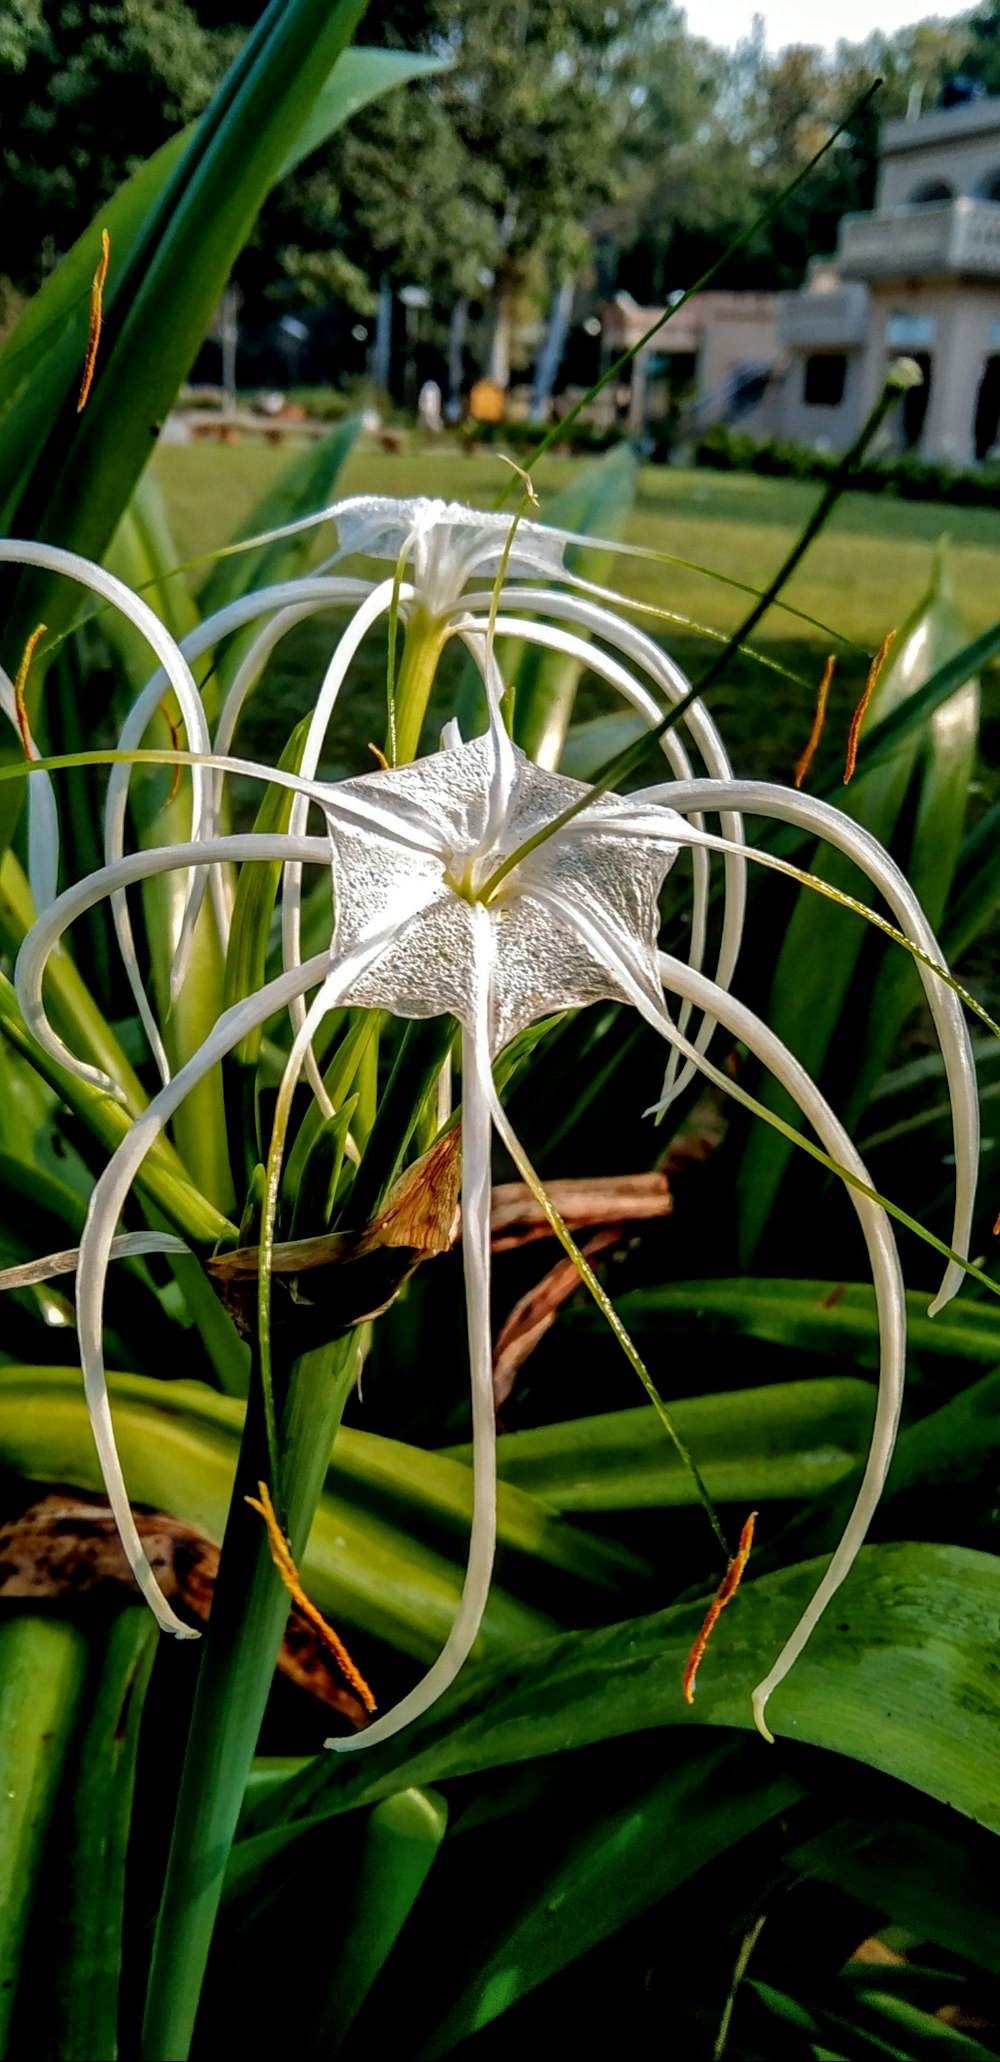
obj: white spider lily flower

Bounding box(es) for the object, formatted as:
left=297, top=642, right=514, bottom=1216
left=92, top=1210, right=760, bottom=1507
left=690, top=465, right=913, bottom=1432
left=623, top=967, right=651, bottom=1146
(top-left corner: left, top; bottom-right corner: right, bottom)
left=14, top=690, right=978, bottom=1750
left=102, top=497, right=745, bottom=1112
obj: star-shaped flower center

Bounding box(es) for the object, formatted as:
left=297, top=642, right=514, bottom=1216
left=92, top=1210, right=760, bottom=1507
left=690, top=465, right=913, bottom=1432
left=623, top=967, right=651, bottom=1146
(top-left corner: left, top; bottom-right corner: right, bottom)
left=322, top=735, right=681, bottom=1052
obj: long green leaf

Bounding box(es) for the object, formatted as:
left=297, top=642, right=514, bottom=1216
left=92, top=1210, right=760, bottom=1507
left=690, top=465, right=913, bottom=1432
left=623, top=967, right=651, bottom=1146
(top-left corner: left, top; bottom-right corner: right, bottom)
left=585, top=1278, right=1000, bottom=1374
left=0, top=0, right=367, bottom=635
left=446, top=1375, right=875, bottom=1510
left=310, top=1787, right=448, bottom=2055
left=419, top=1738, right=803, bottom=2055
left=851, top=551, right=979, bottom=1115
left=0, top=1616, right=90, bottom=2053
left=279, top=47, right=447, bottom=179
left=840, top=613, right=1000, bottom=791
left=0, top=970, right=232, bottom=1248
left=238, top=1540, right=1000, bottom=1842
left=0, top=1366, right=642, bottom=1639
left=48, top=1611, right=158, bottom=2062
left=943, top=798, right=1000, bottom=960
left=0, top=47, right=442, bottom=470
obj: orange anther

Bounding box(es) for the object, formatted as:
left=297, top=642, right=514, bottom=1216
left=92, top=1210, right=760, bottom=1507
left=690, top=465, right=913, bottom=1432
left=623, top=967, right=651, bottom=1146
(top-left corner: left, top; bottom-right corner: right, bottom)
left=245, top=1481, right=376, bottom=1712
left=77, top=228, right=110, bottom=414
left=12, top=623, right=47, bottom=757
left=794, top=654, right=835, bottom=789
left=682, top=1510, right=757, bottom=1705
left=844, top=630, right=895, bottom=785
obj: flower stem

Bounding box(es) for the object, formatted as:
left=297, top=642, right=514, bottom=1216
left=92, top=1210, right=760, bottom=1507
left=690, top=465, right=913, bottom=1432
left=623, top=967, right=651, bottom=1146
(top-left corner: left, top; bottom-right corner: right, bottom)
left=140, top=1333, right=357, bottom=2061
left=391, top=607, right=446, bottom=766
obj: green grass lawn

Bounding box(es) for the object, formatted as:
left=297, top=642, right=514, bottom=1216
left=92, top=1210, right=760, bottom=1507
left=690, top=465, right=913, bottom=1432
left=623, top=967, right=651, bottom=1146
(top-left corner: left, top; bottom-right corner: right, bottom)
left=153, top=438, right=1000, bottom=789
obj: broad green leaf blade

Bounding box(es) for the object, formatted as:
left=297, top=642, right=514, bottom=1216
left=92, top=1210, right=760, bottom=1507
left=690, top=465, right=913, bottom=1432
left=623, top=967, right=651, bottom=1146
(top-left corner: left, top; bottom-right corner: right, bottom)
left=326, top=1422, right=650, bottom=1589
left=590, top=1278, right=1000, bottom=1374
left=48, top=1610, right=158, bottom=2062
left=312, top=1787, right=448, bottom=2054
left=838, top=614, right=1000, bottom=792
left=0, top=1367, right=641, bottom=1655
left=0, top=970, right=232, bottom=1248
left=558, top=709, right=646, bottom=780
left=278, top=48, right=448, bottom=178
left=943, top=799, right=1000, bottom=960
left=507, top=444, right=637, bottom=766
left=0, top=1617, right=90, bottom=2052
left=0, top=48, right=443, bottom=440
left=239, top=1541, right=1000, bottom=1841
left=736, top=565, right=975, bottom=1259
left=790, top=1813, right=1000, bottom=1983
left=445, top=1375, right=875, bottom=1510
left=419, top=1738, right=803, bottom=2055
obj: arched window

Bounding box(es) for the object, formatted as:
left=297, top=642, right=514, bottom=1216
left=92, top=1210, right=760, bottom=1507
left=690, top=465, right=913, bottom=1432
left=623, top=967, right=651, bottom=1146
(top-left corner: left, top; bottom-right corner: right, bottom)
left=906, top=178, right=954, bottom=206
left=975, top=167, right=1000, bottom=202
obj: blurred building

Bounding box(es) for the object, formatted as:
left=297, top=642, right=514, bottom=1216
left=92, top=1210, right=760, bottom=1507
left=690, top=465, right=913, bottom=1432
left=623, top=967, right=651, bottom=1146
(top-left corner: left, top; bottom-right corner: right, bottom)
left=607, top=93, right=1000, bottom=466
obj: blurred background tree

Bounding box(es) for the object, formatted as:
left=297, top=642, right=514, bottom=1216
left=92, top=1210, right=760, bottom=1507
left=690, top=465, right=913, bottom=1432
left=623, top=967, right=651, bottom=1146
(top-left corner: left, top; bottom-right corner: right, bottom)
left=0, top=0, right=993, bottom=372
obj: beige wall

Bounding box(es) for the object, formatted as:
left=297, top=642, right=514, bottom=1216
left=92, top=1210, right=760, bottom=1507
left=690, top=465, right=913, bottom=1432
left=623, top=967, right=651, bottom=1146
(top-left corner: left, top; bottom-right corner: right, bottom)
left=855, top=278, right=1000, bottom=463
left=694, top=297, right=780, bottom=396
left=879, top=102, right=1000, bottom=208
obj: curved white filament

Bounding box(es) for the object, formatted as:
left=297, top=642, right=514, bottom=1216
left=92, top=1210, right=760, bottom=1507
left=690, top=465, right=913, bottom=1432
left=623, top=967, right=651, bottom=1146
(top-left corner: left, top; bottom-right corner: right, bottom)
left=0, top=542, right=205, bottom=1023
left=647, top=777, right=979, bottom=1310
left=104, top=577, right=370, bottom=1058
left=529, top=876, right=907, bottom=1744
left=283, top=579, right=404, bottom=1115
left=74, top=949, right=333, bottom=1633
left=208, top=601, right=350, bottom=945
left=332, top=902, right=498, bottom=1751
left=16, top=833, right=329, bottom=1099
left=655, top=950, right=908, bottom=1743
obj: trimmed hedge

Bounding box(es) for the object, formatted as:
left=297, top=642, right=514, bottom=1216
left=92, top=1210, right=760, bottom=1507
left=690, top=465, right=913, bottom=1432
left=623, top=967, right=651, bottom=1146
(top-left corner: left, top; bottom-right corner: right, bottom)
left=693, top=422, right=1000, bottom=507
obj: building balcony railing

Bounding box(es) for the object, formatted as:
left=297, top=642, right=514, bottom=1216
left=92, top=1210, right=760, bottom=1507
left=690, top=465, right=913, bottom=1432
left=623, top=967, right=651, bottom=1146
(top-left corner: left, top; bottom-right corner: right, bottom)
left=778, top=282, right=869, bottom=349
left=838, top=197, right=1000, bottom=278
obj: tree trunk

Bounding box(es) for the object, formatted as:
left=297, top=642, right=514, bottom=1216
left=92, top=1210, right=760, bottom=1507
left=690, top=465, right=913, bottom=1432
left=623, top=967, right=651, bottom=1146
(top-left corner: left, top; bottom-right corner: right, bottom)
left=530, top=278, right=575, bottom=423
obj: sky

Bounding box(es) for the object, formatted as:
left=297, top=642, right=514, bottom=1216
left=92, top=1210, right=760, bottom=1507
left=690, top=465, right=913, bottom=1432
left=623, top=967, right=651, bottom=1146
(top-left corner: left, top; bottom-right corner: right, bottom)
left=681, top=0, right=973, bottom=53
